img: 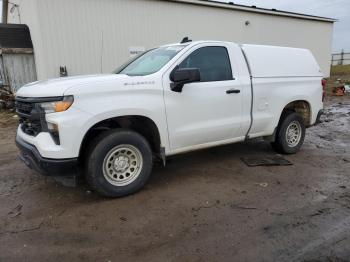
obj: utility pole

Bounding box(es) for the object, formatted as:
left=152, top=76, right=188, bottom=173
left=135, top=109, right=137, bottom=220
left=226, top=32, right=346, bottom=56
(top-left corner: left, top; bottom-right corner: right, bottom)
left=2, top=0, right=9, bottom=24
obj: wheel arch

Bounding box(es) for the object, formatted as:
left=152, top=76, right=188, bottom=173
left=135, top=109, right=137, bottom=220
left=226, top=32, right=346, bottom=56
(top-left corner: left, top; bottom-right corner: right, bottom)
left=79, top=115, right=163, bottom=161
left=265, top=99, right=312, bottom=142
left=278, top=99, right=312, bottom=127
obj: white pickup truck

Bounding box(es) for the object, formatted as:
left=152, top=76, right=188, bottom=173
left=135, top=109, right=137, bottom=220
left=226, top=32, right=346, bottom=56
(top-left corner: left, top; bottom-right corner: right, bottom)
left=15, top=39, right=325, bottom=197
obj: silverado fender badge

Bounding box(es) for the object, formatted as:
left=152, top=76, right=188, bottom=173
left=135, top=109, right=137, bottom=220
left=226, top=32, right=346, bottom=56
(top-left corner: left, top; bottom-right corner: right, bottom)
left=124, top=81, right=155, bottom=86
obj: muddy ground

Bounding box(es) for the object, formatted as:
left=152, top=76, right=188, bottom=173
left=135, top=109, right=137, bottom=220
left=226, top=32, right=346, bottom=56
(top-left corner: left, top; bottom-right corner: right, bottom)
left=0, top=96, right=350, bottom=262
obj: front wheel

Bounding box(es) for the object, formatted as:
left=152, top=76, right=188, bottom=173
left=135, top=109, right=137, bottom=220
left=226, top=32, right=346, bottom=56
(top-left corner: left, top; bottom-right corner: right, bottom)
left=271, top=112, right=306, bottom=154
left=86, top=129, right=153, bottom=197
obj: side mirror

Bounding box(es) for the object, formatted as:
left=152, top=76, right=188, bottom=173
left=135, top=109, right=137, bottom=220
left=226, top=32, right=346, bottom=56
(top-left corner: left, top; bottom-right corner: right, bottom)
left=170, top=67, right=201, bottom=92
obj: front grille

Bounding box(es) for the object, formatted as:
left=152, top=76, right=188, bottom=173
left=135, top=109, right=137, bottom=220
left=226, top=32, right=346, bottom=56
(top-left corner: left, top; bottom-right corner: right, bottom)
left=16, top=100, right=34, bottom=116
left=15, top=98, right=44, bottom=136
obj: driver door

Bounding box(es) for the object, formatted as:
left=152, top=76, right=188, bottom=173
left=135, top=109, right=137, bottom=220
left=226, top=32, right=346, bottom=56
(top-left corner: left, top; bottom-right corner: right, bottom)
left=163, top=44, right=243, bottom=152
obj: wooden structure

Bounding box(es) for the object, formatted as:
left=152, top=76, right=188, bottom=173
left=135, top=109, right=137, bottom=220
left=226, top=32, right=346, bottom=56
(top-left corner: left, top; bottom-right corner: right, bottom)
left=0, top=24, right=37, bottom=93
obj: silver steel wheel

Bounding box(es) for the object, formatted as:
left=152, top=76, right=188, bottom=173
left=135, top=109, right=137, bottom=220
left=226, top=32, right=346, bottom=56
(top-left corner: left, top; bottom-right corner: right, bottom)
left=285, top=121, right=302, bottom=147
left=102, top=144, right=143, bottom=186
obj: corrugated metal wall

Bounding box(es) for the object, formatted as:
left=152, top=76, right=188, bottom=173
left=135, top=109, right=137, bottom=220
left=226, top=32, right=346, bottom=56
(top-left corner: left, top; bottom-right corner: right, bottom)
left=8, top=0, right=334, bottom=79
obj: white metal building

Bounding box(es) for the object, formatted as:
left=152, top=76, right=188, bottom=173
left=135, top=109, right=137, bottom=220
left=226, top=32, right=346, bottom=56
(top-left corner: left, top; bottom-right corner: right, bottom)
left=6, top=0, right=335, bottom=80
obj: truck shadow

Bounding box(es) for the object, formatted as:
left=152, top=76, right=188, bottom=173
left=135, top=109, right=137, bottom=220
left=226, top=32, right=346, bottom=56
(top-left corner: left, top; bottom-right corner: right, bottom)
left=30, top=138, right=280, bottom=200
left=148, top=138, right=277, bottom=188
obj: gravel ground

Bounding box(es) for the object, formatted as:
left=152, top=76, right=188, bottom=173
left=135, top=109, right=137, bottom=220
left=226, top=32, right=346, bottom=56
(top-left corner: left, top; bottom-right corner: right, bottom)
left=0, top=96, right=350, bottom=262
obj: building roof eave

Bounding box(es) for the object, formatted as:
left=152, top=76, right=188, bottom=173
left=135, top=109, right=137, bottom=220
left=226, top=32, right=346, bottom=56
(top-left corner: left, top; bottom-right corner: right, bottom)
left=165, top=0, right=337, bottom=23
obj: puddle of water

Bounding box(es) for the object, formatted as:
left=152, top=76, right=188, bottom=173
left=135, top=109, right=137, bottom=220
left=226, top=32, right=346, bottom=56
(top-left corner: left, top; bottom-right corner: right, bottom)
left=307, top=101, right=350, bottom=151
left=324, top=103, right=350, bottom=115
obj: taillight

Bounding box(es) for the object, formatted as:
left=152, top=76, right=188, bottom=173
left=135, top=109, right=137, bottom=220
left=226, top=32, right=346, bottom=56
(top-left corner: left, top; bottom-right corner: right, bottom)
left=321, top=78, right=327, bottom=102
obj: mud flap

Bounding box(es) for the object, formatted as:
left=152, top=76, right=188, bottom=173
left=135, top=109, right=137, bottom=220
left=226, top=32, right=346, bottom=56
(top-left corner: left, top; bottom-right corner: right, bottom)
left=315, top=109, right=324, bottom=124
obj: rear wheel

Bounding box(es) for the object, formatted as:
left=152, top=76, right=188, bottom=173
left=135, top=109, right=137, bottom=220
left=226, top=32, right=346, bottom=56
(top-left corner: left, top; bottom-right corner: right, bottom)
left=86, top=129, right=153, bottom=197
left=271, top=112, right=305, bottom=154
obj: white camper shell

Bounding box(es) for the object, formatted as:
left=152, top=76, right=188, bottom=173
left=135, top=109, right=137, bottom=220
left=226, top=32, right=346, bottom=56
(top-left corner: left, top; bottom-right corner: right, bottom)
left=242, top=45, right=323, bottom=78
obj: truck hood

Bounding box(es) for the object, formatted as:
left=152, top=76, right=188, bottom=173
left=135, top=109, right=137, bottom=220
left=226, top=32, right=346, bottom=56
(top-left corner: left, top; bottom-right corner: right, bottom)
left=16, top=74, right=128, bottom=97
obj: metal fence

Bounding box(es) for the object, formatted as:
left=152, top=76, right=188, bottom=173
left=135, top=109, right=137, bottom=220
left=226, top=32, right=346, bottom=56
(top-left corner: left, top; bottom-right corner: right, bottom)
left=331, top=50, right=350, bottom=66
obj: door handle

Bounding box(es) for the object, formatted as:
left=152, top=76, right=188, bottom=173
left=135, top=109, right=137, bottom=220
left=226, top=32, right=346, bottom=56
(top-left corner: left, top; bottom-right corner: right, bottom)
left=226, top=89, right=240, bottom=94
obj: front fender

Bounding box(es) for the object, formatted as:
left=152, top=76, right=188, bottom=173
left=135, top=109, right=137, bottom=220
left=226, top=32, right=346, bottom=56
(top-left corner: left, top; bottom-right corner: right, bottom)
left=70, top=90, right=169, bottom=156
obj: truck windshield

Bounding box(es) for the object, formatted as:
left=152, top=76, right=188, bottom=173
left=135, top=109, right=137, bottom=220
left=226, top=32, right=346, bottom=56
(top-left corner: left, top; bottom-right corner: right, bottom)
left=115, top=45, right=186, bottom=76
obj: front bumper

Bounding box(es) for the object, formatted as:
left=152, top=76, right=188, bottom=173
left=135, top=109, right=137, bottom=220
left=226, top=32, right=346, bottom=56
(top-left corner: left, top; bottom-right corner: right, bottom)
left=16, top=136, right=78, bottom=176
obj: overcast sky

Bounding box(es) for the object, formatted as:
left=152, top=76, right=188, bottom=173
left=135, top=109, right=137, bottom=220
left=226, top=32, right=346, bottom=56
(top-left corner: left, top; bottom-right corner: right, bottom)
left=215, top=0, right=349, bottom=53
left=0, top=0, right=348, bottom=53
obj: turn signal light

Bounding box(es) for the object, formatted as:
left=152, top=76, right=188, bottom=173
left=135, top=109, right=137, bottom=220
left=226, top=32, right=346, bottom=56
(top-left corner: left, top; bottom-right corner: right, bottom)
left=55, top=100, right=73, bottom=112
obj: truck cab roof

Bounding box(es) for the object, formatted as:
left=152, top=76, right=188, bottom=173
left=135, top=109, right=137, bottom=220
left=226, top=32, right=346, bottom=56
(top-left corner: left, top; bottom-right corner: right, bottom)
left=163, top=40, right=323, bottom=78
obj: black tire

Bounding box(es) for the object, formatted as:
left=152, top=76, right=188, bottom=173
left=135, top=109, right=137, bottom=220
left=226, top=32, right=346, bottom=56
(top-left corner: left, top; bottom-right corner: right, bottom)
left=85, top=129, right=153, bottom=197
left=271, top=112, right=306, bottom=154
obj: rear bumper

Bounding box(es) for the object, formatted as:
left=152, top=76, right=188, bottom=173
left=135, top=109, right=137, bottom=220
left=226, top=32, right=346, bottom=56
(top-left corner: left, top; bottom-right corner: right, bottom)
left=16, top=136, right=78, bottom=176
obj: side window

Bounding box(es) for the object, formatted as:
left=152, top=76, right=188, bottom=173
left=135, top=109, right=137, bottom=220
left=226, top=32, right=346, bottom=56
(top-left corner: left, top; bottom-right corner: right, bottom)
left=179, top=46, right=233, bottom=82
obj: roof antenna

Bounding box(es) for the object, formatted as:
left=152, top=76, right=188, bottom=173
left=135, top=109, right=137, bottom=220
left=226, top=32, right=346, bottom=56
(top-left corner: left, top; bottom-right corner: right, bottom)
left=180, top=37, right=192, bottom=44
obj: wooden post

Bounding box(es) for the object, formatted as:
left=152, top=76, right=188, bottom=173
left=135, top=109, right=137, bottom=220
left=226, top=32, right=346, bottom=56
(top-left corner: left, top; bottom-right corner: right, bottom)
left=2, top=0, right=8, bottom=24
left=340, top=49, right=344, bottom=65
left=331, top=54, right=334, bottom=66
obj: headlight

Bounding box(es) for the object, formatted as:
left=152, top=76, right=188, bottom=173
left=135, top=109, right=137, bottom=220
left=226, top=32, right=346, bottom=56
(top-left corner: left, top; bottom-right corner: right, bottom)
left=40, top=96, right=74, bottom=114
